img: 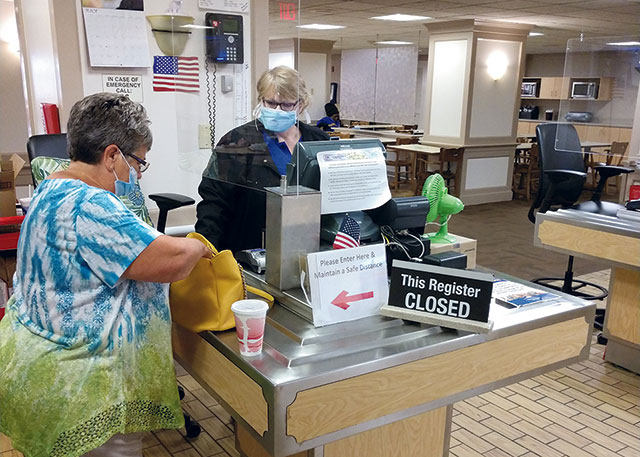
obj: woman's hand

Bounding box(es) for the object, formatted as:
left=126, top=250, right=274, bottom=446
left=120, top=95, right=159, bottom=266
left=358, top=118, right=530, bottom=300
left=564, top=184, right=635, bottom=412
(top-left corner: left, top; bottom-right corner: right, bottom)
left=123, top=235, right=214, bottom=283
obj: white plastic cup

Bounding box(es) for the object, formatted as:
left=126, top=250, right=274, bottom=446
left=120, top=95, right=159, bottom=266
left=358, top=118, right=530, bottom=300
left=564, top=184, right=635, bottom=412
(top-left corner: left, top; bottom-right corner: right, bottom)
left=231, top=299, right=269, bottom=356
left=19, top=197, right=32, bottom=215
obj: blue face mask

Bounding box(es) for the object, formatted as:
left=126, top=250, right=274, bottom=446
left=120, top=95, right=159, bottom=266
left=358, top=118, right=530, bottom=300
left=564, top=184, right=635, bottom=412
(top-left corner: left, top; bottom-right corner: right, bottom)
left=259, top=107, right=297, bottom=132
left=113, top=153, right=138, bottom=197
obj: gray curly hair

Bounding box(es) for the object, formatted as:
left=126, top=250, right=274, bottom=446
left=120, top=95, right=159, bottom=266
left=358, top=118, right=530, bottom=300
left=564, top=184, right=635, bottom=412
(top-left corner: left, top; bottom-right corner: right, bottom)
left=67, top=92, right=152, bottom=163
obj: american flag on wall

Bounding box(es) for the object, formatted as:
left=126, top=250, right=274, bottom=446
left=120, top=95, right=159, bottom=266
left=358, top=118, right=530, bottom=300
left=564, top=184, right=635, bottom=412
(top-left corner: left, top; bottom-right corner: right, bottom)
left=152, top=56, right=200, bottom=93
left=333, top=214, right=361, bottom=250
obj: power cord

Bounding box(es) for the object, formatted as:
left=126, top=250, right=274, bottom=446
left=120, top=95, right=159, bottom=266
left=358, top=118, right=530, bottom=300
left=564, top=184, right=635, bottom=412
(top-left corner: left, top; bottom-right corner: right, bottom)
left=205, top=59, right=217, bottom=152
left=381, top=225, right=428, bottom=262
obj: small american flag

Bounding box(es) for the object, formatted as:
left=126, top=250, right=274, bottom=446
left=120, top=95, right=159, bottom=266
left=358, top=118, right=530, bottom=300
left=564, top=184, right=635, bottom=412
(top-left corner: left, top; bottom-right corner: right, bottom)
left=153, top=56, right=200, bottom=93
left=333, top=214, right=361, bottom=249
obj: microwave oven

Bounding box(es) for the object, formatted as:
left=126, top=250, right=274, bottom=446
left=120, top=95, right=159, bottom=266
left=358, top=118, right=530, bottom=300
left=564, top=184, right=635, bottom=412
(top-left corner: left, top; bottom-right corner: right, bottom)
left=521, top=81, right=539, bottom=98
left=571, top=81, right=598, bottom=99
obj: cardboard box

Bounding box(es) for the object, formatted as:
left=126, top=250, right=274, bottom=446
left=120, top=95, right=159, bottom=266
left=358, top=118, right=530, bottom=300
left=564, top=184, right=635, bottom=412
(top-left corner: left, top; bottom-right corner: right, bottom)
left=0, top=154, right=26, bottom=217
left=429, top=234, right=477, bottom=269
left=0, top=251, right=17, bottom=287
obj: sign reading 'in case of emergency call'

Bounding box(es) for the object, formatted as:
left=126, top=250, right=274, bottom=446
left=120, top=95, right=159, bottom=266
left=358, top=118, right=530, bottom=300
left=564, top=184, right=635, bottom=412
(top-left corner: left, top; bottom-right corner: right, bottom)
left=102, top=74, right=143, bottom=102
left=305, top=244, right=388, bottom=327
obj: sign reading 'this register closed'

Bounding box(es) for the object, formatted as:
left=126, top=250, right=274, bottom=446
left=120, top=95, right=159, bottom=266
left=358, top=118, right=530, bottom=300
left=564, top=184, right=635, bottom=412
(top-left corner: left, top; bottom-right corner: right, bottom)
left=380, top=260, right=494, bottom=333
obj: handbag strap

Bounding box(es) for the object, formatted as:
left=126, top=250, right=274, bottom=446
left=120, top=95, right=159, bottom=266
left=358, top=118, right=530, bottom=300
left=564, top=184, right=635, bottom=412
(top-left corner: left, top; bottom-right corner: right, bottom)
left=186, top=232, right=219, bottom=256
left=247, top=285, right=275, bottom=307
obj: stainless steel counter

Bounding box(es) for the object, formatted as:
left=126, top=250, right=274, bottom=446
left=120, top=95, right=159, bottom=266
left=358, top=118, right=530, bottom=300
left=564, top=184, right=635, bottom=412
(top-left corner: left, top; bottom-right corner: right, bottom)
left=173, top=266, right=594, bottom=457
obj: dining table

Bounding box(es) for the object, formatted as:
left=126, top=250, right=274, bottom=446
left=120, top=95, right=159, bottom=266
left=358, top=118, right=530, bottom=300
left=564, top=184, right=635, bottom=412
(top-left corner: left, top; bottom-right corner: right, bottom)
left=385, top=143, right=442, bottom=192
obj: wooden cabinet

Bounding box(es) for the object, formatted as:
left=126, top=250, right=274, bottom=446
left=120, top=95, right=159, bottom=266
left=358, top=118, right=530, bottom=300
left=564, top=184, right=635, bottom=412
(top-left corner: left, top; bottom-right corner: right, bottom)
left=539, top=77, right=568, bottom=100
left=516, top=120, right=631, bottom=145
left=595, top=77, right=612, bottom=100
left=525, top=76, right=613, bottom=101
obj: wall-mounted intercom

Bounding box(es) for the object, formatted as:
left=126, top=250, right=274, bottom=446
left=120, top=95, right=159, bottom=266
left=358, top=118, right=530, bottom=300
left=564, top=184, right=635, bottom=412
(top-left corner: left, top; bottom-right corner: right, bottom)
left=205, top=13, right=244, bottom=64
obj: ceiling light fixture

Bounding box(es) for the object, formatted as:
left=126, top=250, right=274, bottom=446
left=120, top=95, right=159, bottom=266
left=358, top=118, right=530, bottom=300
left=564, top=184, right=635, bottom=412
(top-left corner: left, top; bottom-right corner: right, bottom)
left=606, top=41, right=640, bottom=46
left=371, top=14, right=431, bottom=22
left=297, top=24, right=346, bottom=30
left=528, top=32, right=544, bottom=37
left=375, top=40, right=414, bottom=45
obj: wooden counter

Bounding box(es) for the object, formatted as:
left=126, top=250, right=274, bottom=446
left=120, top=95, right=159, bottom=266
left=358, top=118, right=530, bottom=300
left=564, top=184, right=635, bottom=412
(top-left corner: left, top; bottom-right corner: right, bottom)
left=535, top=209, right=640, bottom=373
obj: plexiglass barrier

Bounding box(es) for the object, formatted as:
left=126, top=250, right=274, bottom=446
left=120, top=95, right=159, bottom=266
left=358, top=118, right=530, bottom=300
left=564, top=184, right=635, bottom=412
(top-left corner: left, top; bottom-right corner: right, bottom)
left=555, top=35, right=640, bottom=165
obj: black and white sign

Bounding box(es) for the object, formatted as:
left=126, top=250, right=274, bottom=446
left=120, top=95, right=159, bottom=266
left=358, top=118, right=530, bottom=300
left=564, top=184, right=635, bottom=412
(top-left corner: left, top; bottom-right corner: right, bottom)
left=380, top=260, right=494, bottom=333
left=102, top=74, right=143, bottom=102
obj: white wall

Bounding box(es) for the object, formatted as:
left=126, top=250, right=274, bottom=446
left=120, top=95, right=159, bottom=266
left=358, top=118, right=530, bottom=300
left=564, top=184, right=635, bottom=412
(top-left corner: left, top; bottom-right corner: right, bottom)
left=72, top=1, right=252, bottom=203
left=415, top=56, right=428, bottom=130
left=15, top=0, right=58, bottom=135
left=469, top=39, right=521, bottom=138
left=340, top=48, right=376, bottom=121
left=299, top=51, right=327, bottom=121
left=374, top=46, right=418, bottom=125
left=429, top=39, right=468, bottom=138
left=269, top=52, right=294, bottom=69
left=0, top=0, right=29, bottom=152
left=340, top=46, right=418, bottom=124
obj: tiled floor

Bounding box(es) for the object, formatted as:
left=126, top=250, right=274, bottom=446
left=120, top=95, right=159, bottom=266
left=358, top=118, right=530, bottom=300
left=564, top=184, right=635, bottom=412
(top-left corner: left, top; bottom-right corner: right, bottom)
left=1, top=270, right=639, bottom=457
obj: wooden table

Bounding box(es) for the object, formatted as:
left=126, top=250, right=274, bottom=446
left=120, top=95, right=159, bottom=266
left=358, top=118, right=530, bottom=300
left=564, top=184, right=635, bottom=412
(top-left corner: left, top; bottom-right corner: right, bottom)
left=333, top=127, right=421, bottom=141
left=386, top=144, right=441, bottom=191
left=535, top=209, right=640, bottom=374
left=347, top=124, right=406, bottom=131
left=580, top=140, right=611, bottom=152
left=516, top=133, right=536, bottom=141
left=351, top=135, right=396, bottom=145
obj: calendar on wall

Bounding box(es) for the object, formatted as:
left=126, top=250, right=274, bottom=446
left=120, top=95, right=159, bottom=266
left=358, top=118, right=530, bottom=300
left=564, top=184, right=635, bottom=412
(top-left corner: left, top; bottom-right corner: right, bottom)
left=198, top=0, right=249, bottom=13
left=82, top=7, right=151, bottom=68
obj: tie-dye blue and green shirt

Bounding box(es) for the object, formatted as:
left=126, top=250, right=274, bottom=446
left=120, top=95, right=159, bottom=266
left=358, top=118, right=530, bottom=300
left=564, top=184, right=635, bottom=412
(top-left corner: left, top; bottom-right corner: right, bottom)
left=0, top=179, right=184, bottom=457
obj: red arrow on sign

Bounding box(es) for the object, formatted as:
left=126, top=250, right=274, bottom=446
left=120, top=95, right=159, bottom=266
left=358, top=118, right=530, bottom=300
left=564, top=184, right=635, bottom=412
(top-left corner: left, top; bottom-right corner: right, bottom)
left=331, top=290, right=374, bottom=310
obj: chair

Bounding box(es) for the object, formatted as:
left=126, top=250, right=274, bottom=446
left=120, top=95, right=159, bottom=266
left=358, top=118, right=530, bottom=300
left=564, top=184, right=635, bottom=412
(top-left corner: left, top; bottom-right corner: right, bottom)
left=386, top=137, right=418, bottom=190
left=27, top=134, right=194, bottom=233
left=27, top=134, right=201, bottom=436
left=599, top=141, right=629, bottom=195
left=414, top=147, right=464, bottom=196
left=512, top=143, right=540, bottom=200
left=528, top=123, right=632, bottom=304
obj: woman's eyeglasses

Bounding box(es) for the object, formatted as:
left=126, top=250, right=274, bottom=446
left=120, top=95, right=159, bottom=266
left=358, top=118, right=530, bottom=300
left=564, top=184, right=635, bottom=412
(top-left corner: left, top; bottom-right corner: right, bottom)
left=262, top=99, right=299, bottom=112
left=125, top=152, right=150, bottom=173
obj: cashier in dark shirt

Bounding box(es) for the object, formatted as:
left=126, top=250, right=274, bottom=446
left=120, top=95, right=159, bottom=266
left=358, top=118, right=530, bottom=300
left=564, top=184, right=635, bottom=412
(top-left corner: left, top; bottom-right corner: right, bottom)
left=195, top=66, right=329, bottom=252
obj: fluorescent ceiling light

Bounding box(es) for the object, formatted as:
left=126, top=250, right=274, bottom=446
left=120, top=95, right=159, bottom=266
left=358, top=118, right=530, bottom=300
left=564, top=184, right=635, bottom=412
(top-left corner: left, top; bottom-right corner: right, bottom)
left=376, top=40, right=414, bottom=45
left=528, top=32, right=544, bottom=37
left=297, top=24, right=345, bottom=30
left=371, top=14, right=431, bottom=22
left=606, top=41, right=640, bottom=46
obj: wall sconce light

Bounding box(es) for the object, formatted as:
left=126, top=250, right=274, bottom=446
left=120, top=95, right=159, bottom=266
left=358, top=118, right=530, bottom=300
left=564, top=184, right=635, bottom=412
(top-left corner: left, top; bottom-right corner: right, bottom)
left=487, top=51, right=508, bottom=81
left=146, top=14, right=194, bottom=56
left=0, top=18, right=20, bottom=54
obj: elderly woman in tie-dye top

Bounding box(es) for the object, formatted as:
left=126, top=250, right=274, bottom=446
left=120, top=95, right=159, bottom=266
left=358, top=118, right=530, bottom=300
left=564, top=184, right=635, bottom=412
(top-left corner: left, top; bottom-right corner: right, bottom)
left=0, top=93, right=211, bottom=457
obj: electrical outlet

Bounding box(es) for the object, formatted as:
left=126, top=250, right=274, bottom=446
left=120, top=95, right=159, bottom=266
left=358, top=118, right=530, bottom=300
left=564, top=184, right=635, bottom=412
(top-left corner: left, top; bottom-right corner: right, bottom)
left=199, top=124, right=212, bottom=149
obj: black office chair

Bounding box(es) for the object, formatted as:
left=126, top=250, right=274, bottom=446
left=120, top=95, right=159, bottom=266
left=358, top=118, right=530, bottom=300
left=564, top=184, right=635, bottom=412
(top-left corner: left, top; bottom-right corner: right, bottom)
left=27, top=133, right=201, bottom=436
left=528, top=123, right=632, bottom=309
left=27, top=133, right=195, bottom=233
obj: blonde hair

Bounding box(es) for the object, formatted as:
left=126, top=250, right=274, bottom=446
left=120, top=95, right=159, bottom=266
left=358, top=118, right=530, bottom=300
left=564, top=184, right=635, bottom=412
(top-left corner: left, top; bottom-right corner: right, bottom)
left=256, top=66, right=311, bottom=113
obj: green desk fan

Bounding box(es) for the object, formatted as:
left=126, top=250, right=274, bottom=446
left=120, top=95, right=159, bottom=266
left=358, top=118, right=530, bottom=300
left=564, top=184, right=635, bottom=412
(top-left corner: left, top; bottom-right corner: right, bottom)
left=421, top=173, right=464, bottom=244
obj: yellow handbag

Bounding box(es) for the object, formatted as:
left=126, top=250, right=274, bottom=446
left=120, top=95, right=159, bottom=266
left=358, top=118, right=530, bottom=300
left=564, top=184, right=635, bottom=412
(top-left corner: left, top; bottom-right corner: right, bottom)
left=169, top=232, right=274, bottom=332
